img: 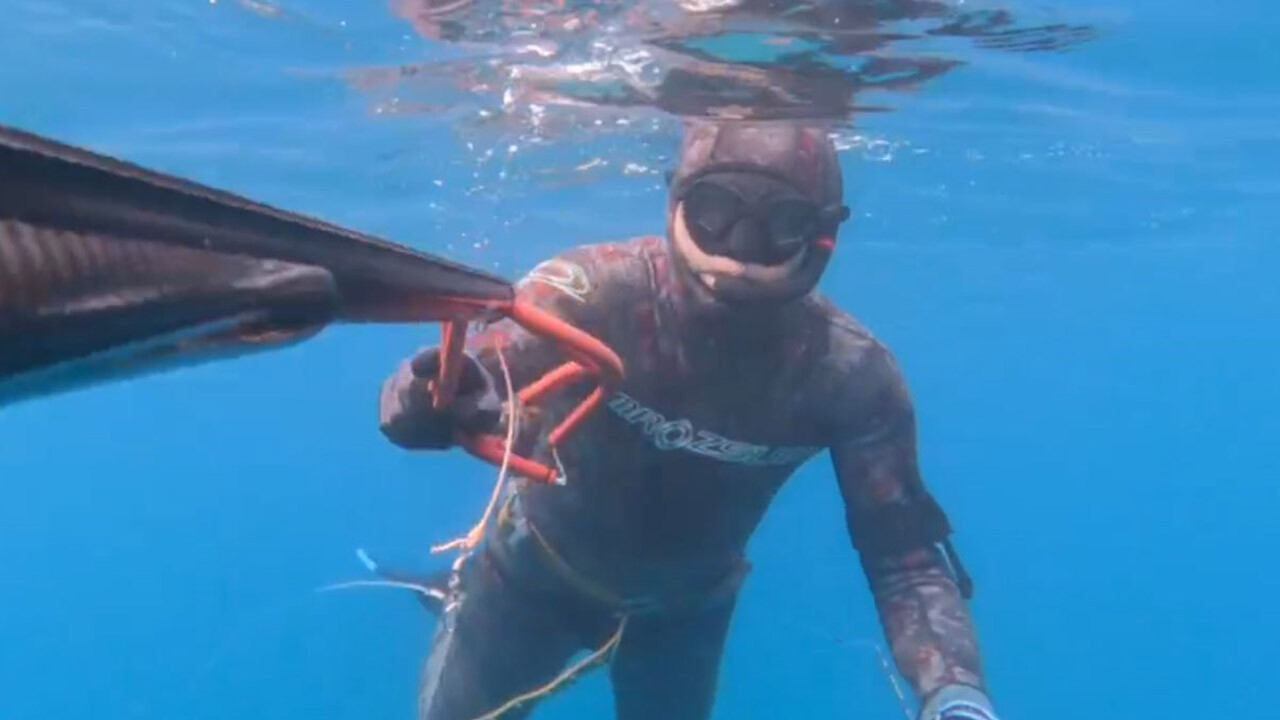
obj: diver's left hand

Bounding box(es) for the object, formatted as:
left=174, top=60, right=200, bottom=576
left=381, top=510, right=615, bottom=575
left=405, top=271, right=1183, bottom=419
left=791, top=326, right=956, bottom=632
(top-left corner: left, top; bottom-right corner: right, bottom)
left=918, top=685, right=1000, bottom=720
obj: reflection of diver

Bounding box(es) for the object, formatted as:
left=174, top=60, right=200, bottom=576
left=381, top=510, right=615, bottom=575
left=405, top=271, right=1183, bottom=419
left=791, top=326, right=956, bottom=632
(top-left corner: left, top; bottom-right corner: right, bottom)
left=380, top=123, right=1000, bottom=720
left=502, top=46, right=958, bottom=121
left=394, top=0, right=964, bottom=120
left=390, top=0, right=1090, bottom=121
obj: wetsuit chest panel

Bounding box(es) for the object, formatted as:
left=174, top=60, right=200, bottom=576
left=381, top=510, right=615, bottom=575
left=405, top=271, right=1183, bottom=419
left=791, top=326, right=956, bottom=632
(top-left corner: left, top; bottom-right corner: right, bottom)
left=516, top=239, right=840, bottom=589
left=583, top=250, right=831, bottom=475
left=604, top=388, right=822, bottom=472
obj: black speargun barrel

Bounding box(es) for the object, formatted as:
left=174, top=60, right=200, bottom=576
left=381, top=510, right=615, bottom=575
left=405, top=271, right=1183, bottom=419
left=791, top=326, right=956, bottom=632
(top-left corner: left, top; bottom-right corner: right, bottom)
left=0, top=125, right=514, bottom=405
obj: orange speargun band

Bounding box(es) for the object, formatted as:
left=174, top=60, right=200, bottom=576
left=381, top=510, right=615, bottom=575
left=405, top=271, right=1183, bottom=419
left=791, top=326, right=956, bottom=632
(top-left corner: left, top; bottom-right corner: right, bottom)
left=429, top=298, right=625, bottom=485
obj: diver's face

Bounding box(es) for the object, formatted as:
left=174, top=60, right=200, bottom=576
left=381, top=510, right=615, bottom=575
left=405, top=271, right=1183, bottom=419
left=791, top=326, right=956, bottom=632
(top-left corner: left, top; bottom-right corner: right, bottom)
left=680, top=172, right=829, bottom=265
left=670, top=203, right=809, bottom=301
left=667, top=171, right=847, bottom=306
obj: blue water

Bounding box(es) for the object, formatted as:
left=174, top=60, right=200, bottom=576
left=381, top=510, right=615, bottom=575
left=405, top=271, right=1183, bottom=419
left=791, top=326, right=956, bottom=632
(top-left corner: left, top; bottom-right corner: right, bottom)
left=2, top=1, right=1278, bottom=719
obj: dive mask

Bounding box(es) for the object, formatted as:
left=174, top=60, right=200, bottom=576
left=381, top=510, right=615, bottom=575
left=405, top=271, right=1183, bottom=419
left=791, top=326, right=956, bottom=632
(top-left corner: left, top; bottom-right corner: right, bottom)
left=680, top=172, right=850, bottom=264
left=670, top=168, right=850, bottom=303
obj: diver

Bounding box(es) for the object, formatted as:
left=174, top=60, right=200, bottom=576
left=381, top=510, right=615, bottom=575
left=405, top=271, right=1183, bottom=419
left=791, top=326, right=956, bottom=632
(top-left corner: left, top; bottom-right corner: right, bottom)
left=379, top=122, right=1001, bottom=720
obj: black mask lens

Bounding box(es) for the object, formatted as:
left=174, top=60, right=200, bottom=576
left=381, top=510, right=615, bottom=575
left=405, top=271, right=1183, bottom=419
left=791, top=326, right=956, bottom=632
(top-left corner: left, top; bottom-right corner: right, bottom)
left=766, top=198, right=820, bottom=257
left=682, top=182, right=744, bottom=250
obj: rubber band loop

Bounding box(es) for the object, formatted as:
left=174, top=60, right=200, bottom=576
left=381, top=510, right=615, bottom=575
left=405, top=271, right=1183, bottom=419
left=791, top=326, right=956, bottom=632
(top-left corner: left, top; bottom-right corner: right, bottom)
left=436, top=298, right=624, bottom=484
left=432, top=320, right=468, bottom=409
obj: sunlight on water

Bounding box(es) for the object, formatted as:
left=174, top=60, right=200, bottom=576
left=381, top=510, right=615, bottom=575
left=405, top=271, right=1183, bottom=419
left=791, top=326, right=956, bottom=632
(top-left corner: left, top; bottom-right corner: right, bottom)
left=336, top=0, right=1101, bottom=192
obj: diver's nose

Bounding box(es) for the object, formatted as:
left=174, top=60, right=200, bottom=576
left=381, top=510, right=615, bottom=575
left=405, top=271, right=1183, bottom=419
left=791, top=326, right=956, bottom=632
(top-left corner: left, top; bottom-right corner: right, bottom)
left=725, top=217, right=785, bottom=265
left=727, top=215, right=793, bottom=266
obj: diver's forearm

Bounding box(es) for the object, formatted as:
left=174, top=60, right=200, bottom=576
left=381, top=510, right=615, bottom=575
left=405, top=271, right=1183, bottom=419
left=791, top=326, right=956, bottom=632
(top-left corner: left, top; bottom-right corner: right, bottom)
left=865, top=547, right=986, bottom=700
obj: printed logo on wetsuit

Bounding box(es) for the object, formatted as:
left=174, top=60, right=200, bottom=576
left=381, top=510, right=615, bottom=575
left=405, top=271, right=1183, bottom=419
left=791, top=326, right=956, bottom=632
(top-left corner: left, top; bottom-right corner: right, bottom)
left=519, top=258, right=591, bottom=302
left=608, top=392, right=820, bottom=467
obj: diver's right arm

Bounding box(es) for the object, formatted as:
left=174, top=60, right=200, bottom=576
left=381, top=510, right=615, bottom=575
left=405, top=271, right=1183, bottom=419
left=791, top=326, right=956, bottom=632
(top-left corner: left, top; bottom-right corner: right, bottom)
left=378, top=248, right=608, bottom=450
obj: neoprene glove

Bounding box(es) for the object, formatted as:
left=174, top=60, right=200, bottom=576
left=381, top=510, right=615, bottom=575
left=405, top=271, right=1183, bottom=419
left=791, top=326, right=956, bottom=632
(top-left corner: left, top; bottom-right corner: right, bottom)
left=918, top=685, right=1001, bottom=720
left=379, top=347, right=502, bottom=450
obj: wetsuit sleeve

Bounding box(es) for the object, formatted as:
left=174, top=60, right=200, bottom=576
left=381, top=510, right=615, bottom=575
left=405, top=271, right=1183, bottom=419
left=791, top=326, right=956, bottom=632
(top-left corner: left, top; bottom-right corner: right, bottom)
left=829, top=346, right=988, bottom=702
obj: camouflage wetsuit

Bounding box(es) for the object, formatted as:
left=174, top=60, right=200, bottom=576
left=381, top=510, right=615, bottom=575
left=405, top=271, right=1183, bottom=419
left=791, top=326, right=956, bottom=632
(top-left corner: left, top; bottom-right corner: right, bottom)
left=380, top=235, right=987, bottom=720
